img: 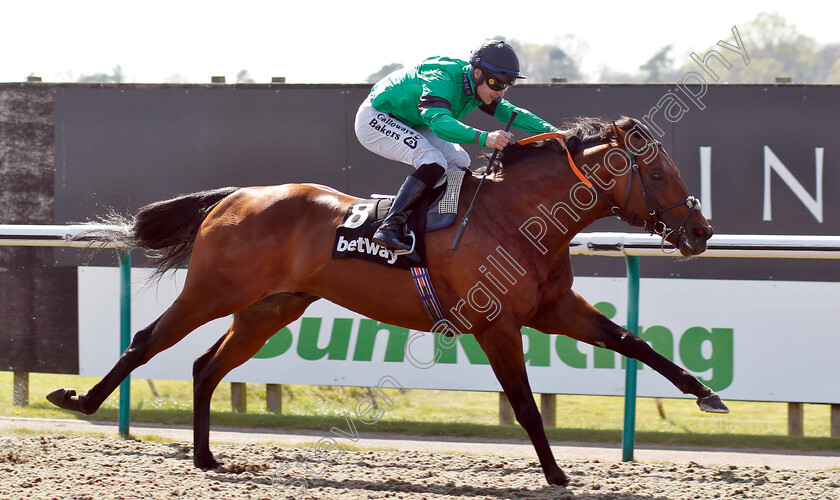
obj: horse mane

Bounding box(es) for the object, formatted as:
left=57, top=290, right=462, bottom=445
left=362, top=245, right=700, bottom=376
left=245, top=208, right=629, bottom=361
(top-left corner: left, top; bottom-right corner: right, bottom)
left=487, top=115, right=652, bottom=173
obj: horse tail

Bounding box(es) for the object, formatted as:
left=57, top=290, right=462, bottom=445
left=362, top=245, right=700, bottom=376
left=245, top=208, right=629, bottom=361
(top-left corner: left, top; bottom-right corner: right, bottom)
left=75, top=187, right=239, bottom=279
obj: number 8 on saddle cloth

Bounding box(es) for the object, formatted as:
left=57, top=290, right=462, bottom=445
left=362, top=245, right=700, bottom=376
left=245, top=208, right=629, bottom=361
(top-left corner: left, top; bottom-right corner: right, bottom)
left=331, top=169, right=466, bottom=270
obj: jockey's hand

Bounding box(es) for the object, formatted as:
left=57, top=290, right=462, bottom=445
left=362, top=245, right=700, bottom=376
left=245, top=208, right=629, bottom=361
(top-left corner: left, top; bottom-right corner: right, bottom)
left=547, top=127, right=567, bottom=149
left=486, top=130, right=513, bottom=150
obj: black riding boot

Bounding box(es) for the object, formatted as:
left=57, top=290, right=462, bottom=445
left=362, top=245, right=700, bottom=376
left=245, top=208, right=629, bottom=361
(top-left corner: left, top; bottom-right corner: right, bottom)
left=372, top=176, right=429, bottom=254
left=373, top=163, right=444, bottom=253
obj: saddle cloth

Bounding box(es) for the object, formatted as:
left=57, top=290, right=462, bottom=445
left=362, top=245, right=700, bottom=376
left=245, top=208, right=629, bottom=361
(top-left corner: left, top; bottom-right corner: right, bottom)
left=331, top=169, right=466, bottom=270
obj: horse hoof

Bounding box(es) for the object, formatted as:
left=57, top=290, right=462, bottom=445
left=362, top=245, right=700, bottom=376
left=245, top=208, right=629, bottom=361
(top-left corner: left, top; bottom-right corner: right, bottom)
left=195, top=456, right=221, bottom=470
left=46, top=388, right=79, bottom=411
left=697, top=393, right=730, bottom=414
left=546, top=468, right=569, bottom=487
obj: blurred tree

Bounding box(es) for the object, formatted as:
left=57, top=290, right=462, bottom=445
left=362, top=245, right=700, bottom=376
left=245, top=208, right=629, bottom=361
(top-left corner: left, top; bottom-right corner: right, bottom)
left=164, top=73, right=189, bottom=84
left=78, top=65, right=124, bottom=83
left=831, top=58, right=840, bottom=83
left=598, top=67, right=644, bottom=83
left=363, top=38, right=582, bottom=84
left=746, top=12, right=817, bottom=81
left=236, top=70, right=255, bottom=83
left=681, top=12, right=830, bottom=83
left=510, top=36, right=583, bottom=82
left=815, top=44, right=840, bottom=83
left=640, top=44, right=684, bottom=83
left=365, top=63, right=404, bottom=83
left=361, top=14, right=837, bottom=85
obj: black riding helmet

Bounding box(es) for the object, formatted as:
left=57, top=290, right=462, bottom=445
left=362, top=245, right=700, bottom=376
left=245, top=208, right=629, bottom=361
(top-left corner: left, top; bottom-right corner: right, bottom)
left=469, top=40, right=525, bottom=90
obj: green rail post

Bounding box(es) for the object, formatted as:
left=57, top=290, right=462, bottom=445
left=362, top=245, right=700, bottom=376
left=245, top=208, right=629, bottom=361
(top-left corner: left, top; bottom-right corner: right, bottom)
left=621, top=255, right=640, bottom=461
left=118, top=249, right=132, bottom=437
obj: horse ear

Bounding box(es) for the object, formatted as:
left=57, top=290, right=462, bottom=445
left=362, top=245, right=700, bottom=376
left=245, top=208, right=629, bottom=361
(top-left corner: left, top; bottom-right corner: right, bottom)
left=613, top=120, right=647, bottom=152
left=612, top=121, right=626, bottom=145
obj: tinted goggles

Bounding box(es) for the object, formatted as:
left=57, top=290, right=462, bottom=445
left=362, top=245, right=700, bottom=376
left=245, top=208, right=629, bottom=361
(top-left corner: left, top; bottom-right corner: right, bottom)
left=485, top=72, right=516, bottom=91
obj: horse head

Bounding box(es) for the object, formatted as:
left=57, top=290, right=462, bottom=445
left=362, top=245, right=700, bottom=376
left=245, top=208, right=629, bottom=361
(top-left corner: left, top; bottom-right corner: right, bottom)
left=570, top=116, right=713, bottom=256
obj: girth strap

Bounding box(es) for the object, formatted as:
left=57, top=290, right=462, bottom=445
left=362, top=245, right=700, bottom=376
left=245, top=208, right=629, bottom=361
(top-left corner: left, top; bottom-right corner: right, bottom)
left=410, top=267, right=457, bottom=336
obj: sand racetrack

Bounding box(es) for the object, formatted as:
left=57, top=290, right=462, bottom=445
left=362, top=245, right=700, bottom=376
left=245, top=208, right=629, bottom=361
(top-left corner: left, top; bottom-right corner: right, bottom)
left=1, top=432, right=838, bottom=499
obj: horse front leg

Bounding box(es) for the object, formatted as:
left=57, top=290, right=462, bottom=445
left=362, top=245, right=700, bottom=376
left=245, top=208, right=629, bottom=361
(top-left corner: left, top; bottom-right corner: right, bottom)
left=528, top=290, right=729, bottom=413
left=473, top=322, right=569, bottom=487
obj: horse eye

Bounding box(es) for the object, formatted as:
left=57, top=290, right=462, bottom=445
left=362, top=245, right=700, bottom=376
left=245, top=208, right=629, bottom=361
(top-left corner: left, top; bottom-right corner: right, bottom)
left=650, top=171, right=663, bottom=181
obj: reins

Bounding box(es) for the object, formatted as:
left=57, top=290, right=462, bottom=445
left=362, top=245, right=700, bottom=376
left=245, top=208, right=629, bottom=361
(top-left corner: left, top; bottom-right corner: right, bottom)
left=517, top=132, right=592, bottom=187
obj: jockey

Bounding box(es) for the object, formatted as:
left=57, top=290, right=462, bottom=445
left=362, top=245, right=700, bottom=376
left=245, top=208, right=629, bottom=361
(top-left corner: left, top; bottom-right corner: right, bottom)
left=355, top=39, right=560, bottom=254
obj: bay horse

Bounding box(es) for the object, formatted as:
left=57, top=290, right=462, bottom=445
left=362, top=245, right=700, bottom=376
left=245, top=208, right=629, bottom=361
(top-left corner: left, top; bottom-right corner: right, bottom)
left=47, top=116, right=728, bottom=487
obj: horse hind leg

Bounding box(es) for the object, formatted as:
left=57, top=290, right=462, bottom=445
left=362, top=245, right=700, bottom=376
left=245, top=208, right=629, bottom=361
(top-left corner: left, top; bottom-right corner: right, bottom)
left=46, top=296, right=221, bottom=416
left=192, top=293, right=318, bottom=469
left=47, top=315, right=163, bottom=414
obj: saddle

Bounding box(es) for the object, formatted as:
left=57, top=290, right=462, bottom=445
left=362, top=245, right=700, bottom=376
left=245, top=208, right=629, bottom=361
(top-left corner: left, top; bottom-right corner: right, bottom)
left=331, top=169, right=467, bottom=270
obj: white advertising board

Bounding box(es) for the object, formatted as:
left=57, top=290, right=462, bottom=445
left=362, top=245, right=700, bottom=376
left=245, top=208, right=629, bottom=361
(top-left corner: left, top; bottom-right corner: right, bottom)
left=79, top=267, right=840, bottom=403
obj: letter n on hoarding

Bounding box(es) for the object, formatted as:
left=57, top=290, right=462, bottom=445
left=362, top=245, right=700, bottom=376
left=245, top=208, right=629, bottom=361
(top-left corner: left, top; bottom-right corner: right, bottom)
left=763, top=146, right=823, bottom=222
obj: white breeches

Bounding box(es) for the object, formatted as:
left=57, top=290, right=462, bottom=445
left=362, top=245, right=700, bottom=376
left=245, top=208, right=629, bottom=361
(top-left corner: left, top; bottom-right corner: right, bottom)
left=354, top=97, right=471, bottom=172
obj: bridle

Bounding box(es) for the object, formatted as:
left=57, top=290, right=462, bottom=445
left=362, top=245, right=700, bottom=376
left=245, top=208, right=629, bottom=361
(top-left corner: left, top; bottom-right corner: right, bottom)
left=515, top=130, right=703, bottom=253
left=599, top=140, right=702, bottom=253
left=553, top=132, right=702, bottom=253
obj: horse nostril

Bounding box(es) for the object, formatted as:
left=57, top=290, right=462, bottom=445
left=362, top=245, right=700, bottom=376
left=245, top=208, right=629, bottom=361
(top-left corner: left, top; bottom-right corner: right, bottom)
left=692, top=225, right=710, bottom=240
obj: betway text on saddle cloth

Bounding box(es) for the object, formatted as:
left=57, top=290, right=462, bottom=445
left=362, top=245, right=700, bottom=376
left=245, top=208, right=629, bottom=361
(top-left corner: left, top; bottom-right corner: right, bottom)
left=335, top=234, right=400, bottom=265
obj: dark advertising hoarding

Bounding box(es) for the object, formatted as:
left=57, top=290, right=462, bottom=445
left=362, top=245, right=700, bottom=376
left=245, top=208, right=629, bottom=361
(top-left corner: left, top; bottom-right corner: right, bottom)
left=54, top=83, right=839, bottom=281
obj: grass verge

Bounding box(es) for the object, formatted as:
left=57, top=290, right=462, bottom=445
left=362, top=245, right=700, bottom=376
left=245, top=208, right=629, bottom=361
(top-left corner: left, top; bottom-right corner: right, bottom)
left=2, top=372, right=838, bottom=452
